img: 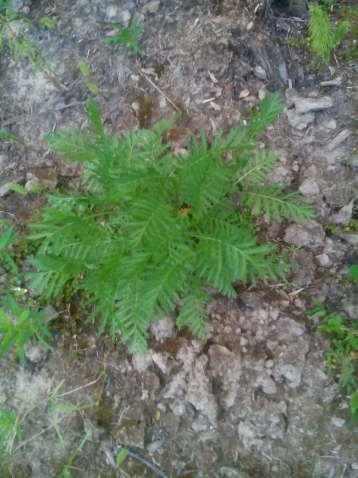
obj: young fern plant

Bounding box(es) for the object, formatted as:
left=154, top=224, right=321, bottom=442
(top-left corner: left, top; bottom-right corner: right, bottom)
left=0, top=0, right=60, bottom=80
left=26, top=95, right=314, bottom=353
left=308, top=5, right=350, bottom=63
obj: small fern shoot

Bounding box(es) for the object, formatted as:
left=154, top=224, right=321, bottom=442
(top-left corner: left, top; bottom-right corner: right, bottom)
left=308, top=5, right=350, bottom=63
left=26, top=95, right=314, bottom=353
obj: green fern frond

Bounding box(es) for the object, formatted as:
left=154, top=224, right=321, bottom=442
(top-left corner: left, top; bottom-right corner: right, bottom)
left=86, top=99, right=105, bottom=138
left=142, top=247, right=193, bottom=315
left=235, top=149, right=278, bottom=185
left=308, top=6, right=350, bottom=63
left=176, top=287, right=210, bottom=340
left=177, top=137, right=232, bottom=217
left=45, top=128, right=98, bottom=162
left=334, top=21, right=350, bottom=46
left=194, top=225, right=279, bottom=293
left=29, top=206, right=110, bottom=254
left=152, top=116, right=177, bottom=136
left=126, top=196, right=175, bottom=246
left=0, top=0, right=12, bottom=11
left=240, top=185, right=314, bottom=222
left=211, top=127, right=251, bottom=154
left=26, top=255, right=83, bottom=299
left=248, top=92, right=284, bottom=138
left=115, top=279, right=150, bottom=353
left=6, top=183, right=28, bottom=195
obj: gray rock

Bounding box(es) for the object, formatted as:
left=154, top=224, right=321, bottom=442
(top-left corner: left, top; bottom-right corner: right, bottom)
left=0, top=178, right=23, bottom=197
left=325, top=129, right=352, bottom=152
left=105, top=5, right=121, bottom=21
left=331, top=416, right=346, bottom=427
left=320, top=77, right=342, bottom=87
left=273, top=337, right=309, bottom=388
left=132, top=351, right=153, bottom=373
left=44, top=305, right=58, bottom=320
left=284, top=107, right=314, bottom=131
left=112, top=405, right=145, bottom=449
left=315, top=253, right=332, bottom=267
left=294, top=96, right=333, bottom=114
left=209, top=345, right=242, bottom=409
left=278, top=62, right=288, bottom=84
left=323, top=119, right=337, bottom=130
left=330, top=200, right=354, bottom=225
left=237, top=400, right=287, bottom=450
left=268, top=165, right=292, bottom=184
left=24, top=342, right=50, bottom=363
left=257, top=375, right=277, bottom=394
left=146, top=439, right=164, bottom=455
left=141, top=0, right=160, bottom=14
left=150, top=315, right=175, bottom=341
left=121, top=9, right=131, bottom=26
left=291, top=250, right=315, bottom=289
left=338, top=233, right=358, bottom=245
left=284, top=220, right=325, bottom=248
left=342, top=295, right=358, bottom=320
left=238, top=291, right=263, bottom=308
left=191, top=415, right=209, bottom=432
left=186, top=355, right=218, bottom=424
left=254, top=65, right=266, bottom=80
left=299, top=178, right=319, bottom=196
left=347, top=154, right=358, bottom=171
left=25, top=172, right=57, bottom=191
left=152, top=351, right=178, bottom=374
left=142, top=371, right=160, bottom=398
left=285, top=88, right=300, bottom=107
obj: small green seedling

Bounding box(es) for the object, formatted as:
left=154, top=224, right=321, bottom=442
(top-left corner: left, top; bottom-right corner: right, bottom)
left=350, top=391, right=358, bottom=421
left=0, top=296, right=54, bottom=364
left=308, top=302, right=358, bottom=420
left=0, top=0, right=59, bottom=80
left=349, top=265, right=358, bottom=280
left=6, top=183, right=28, bottom=195
left=48, top=380, right=89, bottom=449
left=40, top=17, right=56, bottom=30
left=0, top=130, right=29, bottom=149
left=308, top=5, right=350, bottom=63
left=0, top=226, right=18, bottom=274
left=57, top=433, right=89, bottom=478
left=77, top=61, right=90, bottom=77
left=0, top=407, right=22, bottom=456
left=116, top=447, right=128, bottom=469
left=77, top=61, right=100, bottom=95
left=104, top=15, right=145, bottom=55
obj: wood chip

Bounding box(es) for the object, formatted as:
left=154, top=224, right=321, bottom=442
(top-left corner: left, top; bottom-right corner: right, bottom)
left=208, top=71, right=218, bottom=83
left=239, top=89, right=250, bottom=98
left=141, top=67, right=158, bottom=79
left=202, top=97, right=216, bottom=104
left=242, top=96, right=258, bottom=102
left=210, top=101, right=221, bottom=111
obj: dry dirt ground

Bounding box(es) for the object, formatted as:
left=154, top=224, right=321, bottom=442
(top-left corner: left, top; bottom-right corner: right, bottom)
left=1, top=0, right=358, bottom=477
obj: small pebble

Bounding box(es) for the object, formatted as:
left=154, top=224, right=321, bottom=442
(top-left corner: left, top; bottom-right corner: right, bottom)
left=254, top=65, right=266, bottom=80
